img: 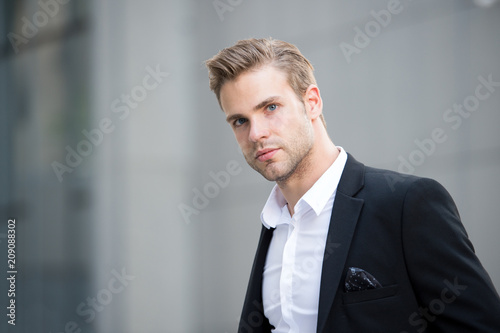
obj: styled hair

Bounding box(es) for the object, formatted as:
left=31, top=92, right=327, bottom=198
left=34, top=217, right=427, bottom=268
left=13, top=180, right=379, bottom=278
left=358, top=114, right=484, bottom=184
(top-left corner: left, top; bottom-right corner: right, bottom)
left=205, top=37, right=326, bottom=126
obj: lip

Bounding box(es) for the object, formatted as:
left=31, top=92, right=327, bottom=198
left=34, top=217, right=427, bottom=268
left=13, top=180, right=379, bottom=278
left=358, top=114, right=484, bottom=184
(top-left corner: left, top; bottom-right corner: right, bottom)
left=256, top=148, right=279, bottom=162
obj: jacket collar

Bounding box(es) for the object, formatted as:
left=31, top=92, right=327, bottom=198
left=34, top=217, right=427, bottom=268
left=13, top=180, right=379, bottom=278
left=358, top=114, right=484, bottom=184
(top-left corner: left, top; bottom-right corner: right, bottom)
left=317, top=153, right=365, bottom=332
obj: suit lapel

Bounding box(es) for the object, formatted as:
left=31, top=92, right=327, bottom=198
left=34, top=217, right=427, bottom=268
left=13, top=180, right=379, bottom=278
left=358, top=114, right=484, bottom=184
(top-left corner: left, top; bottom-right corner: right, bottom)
left=249, top=225, right=274, bottom=298
left=317, top=154, right=365, bottom=333
left=239, top=225, right=274, bottom=332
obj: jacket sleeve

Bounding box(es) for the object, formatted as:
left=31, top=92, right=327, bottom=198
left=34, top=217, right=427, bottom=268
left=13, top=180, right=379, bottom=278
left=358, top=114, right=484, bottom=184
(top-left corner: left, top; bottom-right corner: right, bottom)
left=402, top=177, right=500, bottom=332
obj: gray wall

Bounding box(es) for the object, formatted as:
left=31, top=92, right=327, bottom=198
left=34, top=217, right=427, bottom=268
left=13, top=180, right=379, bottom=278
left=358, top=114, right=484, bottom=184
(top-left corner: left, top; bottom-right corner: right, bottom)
left=1, top=0, right=499, bottom=332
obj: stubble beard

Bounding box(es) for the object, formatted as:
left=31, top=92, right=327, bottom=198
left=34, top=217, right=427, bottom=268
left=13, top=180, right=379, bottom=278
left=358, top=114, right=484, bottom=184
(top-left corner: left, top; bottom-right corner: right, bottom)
left=243, top=119, right=315, bottom=184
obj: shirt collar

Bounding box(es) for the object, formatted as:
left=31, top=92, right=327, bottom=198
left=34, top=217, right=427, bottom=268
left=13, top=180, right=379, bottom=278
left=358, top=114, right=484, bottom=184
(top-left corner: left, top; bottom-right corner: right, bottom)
left=261, top=147, right=348, bottom=229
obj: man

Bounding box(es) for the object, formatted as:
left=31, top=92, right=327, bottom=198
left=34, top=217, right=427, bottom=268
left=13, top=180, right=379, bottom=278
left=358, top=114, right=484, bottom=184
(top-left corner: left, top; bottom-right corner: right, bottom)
left=205, top=38, right=500, bottom=332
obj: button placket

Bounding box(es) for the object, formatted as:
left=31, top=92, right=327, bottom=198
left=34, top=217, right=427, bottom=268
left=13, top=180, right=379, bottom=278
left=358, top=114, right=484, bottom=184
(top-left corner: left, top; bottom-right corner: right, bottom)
left=280, top=212, right=300, bottom=328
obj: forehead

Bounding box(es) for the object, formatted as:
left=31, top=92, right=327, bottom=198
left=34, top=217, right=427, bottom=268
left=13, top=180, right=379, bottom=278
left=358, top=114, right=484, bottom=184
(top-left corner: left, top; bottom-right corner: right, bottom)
left=219, top=65, right=293, bottom=114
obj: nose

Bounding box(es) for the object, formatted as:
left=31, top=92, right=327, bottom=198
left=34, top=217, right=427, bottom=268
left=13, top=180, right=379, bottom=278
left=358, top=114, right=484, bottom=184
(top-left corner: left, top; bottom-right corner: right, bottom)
left=248, top=117, right=270, bottom=143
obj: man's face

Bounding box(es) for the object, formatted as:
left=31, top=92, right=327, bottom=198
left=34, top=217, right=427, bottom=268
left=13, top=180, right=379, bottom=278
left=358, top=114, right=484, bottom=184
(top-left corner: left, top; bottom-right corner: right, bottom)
left=220, top=65, right=315, bottom=183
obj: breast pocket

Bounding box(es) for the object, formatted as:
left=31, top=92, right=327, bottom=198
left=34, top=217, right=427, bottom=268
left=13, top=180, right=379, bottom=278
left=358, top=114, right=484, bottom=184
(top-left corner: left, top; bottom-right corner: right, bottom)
left=342, top=284, right=398, bottom=305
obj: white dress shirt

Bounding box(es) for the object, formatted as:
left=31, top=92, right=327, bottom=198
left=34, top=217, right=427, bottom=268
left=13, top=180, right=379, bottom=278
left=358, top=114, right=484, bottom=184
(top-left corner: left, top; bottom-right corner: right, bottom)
left=261, top=147, right=347, bottom=333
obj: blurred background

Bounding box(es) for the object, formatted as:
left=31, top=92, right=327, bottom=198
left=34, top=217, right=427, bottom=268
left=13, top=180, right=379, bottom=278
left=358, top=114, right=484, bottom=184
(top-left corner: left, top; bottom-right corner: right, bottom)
left=1, top=0, right=499, bottom=332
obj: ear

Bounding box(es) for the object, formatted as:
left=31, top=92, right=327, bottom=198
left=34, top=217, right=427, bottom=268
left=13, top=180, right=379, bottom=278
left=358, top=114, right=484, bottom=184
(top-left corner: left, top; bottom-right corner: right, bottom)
left=304, top=84, right=323, bottom=120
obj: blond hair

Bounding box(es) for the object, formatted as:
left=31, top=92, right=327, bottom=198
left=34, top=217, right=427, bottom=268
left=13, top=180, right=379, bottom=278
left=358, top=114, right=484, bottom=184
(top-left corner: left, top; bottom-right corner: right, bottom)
left=205, top=38, right=326, bottom=126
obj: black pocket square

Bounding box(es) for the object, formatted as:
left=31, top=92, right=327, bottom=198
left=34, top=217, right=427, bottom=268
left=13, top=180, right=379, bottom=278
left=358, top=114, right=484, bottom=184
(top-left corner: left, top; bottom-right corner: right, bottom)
left=344, top=267, right=382, bottom=292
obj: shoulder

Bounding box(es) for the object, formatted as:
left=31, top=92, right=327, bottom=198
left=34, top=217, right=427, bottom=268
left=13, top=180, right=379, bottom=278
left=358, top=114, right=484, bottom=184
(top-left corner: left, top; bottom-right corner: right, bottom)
left=364, top=165, right=443, bottom=193
left=343, top=152, right=453, bottom=203
left=360, top=164, right=431, bottom=197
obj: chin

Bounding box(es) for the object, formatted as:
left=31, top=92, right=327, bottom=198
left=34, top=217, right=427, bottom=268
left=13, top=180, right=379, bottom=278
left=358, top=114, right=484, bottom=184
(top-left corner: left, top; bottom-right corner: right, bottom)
left=259, top=165, right=290, bottom=182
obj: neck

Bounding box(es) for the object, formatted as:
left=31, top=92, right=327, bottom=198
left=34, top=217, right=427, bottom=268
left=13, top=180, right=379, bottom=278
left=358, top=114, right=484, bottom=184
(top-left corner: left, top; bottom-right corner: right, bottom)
left=277, top=128, right=339, bottom=216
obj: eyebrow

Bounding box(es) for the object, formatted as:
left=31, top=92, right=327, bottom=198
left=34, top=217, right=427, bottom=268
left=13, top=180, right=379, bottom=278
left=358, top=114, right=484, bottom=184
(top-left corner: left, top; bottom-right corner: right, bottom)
left=225, top=96, right=281, bottom=124
left=254, top=96, right=280, bottom=111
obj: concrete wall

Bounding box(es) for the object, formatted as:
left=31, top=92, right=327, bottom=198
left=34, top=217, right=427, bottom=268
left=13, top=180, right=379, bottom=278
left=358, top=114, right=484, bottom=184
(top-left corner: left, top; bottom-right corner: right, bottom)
left=1, top=0, right=499, bottom=332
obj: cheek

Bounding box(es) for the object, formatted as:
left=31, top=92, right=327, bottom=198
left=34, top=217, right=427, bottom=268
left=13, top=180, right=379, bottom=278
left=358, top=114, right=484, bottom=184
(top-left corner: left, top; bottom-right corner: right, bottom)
left=270, top=108, right=292, bottom=133
left=234, top=130, right=250, bottom=149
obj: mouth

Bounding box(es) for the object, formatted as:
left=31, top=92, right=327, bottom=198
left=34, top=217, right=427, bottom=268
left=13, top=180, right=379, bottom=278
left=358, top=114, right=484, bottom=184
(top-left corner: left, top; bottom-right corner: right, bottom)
left=256, top=148, right=280, bottom=162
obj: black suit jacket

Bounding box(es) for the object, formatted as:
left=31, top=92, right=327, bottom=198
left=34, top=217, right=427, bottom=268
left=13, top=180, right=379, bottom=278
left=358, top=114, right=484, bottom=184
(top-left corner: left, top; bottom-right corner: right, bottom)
left=238, top=153, right=500, bottom=332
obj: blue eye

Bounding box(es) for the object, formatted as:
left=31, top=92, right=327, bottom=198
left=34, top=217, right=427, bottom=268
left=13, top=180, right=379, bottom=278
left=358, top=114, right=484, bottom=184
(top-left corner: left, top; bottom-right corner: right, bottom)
left=267, top=104, right=277, bottom=111
left=234, top=118, right=247, bottom=127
